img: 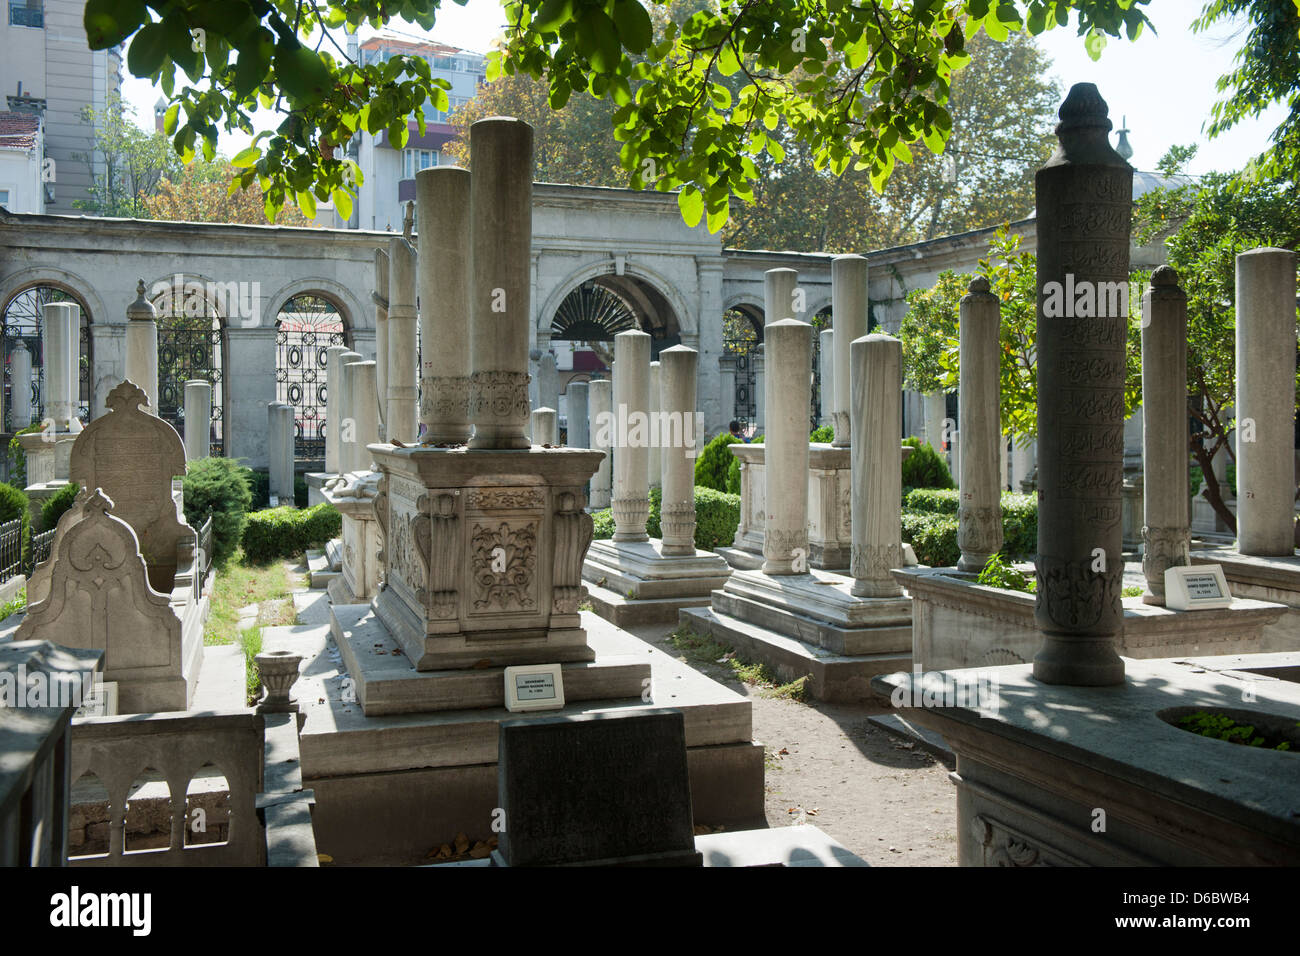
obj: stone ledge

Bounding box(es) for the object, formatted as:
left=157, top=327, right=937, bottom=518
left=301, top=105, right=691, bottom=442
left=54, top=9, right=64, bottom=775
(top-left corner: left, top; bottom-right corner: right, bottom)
left=582, top=579, right=714, bottom=627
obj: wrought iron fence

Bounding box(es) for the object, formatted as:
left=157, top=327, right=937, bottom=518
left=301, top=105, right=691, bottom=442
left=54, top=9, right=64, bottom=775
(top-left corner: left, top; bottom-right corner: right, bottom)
left=2, top=285, right=93, bottom=432
left=276, top=296, right=346, bottom=462
left=156, top=313, right=224, bottom=458
left=0, top=517, right=21, bottom=584
left=29, top=527, right=54, bottom=573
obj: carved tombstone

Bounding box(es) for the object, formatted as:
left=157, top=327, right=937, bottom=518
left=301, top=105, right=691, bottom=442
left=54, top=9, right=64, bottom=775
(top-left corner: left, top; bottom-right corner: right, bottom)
left=16, top=490, right=192, bottom=713
left=69, top=380, right=194, bottom=593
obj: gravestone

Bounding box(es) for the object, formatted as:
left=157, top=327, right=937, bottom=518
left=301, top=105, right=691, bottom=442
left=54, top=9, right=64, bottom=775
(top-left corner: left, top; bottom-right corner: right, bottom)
left=493, top=710, right=701, bottom=867
left=69, top=380, right=193, bottom=594
left=16, top=490, right=194, bottom=713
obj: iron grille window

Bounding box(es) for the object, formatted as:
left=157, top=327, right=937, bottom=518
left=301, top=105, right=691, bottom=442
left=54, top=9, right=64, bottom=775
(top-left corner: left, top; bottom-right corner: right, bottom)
left=1, top=285, right=91, bottom=432
left=153, top=287, right=224, bottom=456
left=276, top=295, right=347, bottom=462
left=9, top=0, right=42, bottom=28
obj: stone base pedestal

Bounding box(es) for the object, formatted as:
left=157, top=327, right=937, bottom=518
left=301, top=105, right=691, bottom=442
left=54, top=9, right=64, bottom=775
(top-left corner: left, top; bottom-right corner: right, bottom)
left=305, top=472, right=332, bottom=507
left=1190, top=548, right=1300, bottom=652
left=872, top=655, right=1300, bottom=865
left=322, top=471, right=381, bottom=605
left=581, top=538, right=732, bottom=625
left=19, top=432, right=76, bottom=487
left=679, top=567, right=912, bottom=703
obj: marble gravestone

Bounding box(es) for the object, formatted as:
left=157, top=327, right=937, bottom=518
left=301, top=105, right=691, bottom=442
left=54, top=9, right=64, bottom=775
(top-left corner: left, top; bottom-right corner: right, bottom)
left=492, top=710, right=701, bottom=867
left=68, top=380, right=194, bottom=594
left=16, top=490, right=194, bottom=713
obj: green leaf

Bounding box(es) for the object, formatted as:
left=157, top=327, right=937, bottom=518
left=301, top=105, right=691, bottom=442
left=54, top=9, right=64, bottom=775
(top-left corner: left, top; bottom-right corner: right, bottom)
left=706, top=197, right=729, bottom=234
left=275, top=44, right=334, bottom=104
left=84, top=0, right=146, bottom=50
left=578, top=8, right=621, bottom=74
left=532, top=0, right=572, bottom=34
left=231, top=146, right=262, bottom=168
left=549, top=78, right=572, bottom=109
left=331, top=188, right=353, bottom=221
left=612, top=0, right=653, bottom=55
left=296, top=189, right=317, bottom=219
left=162, top=102, right=180, bottom=135
left=127, top=23, right=168, bottom=77
left=678, top=185, right=704, bottom=228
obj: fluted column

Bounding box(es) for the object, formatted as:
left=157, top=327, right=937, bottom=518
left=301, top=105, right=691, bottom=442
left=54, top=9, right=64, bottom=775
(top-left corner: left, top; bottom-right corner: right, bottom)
left=832, top=255, right=869, bottom=447
left=957, top=277, right=1003, bottom=572
left=660, top=345, right=698, bottom=555
left=851, top=334, right=904, bottom=597
left=611, top=330, right=651, bottom=541
left=416, top=165, right=472, bottom=443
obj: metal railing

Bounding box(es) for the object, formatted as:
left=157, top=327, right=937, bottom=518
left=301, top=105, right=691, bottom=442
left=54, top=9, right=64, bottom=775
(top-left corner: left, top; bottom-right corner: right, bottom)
left=0, top=517, right=21, bottom=584
left=29, top=527, right=54, bottom=573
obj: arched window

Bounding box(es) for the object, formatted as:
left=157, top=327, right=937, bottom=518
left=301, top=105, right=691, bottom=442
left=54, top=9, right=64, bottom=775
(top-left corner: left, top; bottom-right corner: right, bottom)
left=275, top=294, right=348, bottom=462
left=1, top=284, right=92, bottom=432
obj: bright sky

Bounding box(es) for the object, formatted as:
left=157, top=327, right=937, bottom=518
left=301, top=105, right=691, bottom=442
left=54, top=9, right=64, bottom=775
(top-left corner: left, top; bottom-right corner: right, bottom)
left=121, top=0, right=1286, bottom=176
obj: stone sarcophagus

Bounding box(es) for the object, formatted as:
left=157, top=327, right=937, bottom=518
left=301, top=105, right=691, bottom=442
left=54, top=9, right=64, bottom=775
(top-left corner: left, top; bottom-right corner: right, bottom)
left=370, top=445, right=604, bottom=670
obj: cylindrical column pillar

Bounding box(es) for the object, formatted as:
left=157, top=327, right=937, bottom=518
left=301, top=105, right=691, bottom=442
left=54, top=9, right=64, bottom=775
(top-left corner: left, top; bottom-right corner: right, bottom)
left=531, top=407, right=557, bottom=446
left=64, top=303, right=80, bottom=424
left=373, top=247, right=389, bottom=438
left=469, top=117, right=533, bottom=449
left=1235, top=247, right=1298, bottom=556
left=566, top=381, right=589, bottom=449
left=1141, top=266, right=1190, bottom=603
left=851, top=334, right=904, bottom=597
left=819, top=327, right=835, bottom=430
left=611, top=330, right=651, bottom=541
left=647, top=360, right=662, bottom=489
left=324, top=344, right=349, bottom=473
left=589, top=379, right=613, bottom=508
left=762, top=317, right=812, bottom=574
left=660, top=345, right=698, bottom=555
left=832, top=255, right=869, bottom=447
left=42, top=302, right=72, bottom=429
left=387, top=234, right=419, bottom=444
left=957, top=277, right=1003, bottom=572
left=125, top=279, right=159, bottom=415
left=184, top=380, right=212, bottom=461
left=337, top=350, right=363, bottom=472
left=351, top=360, right=380, bottom=471
left=1032, top=83, right=1131, bottom=686
left=269, top=403, right=294, bottom=503
left=537, top=351, right=559, bottom=413
left=10, top=340, right=32, bottom=429
left=417, top=166, right=472, bottom=444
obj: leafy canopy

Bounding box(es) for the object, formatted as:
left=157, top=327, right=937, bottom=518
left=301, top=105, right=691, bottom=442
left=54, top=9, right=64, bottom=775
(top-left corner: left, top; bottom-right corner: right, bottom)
left=86, top=0, right=1152, bottom=224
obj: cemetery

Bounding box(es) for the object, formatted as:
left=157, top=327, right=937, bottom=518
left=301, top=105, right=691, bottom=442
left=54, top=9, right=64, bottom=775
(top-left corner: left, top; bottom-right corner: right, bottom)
left=1, top=1, right=1299, bottom=892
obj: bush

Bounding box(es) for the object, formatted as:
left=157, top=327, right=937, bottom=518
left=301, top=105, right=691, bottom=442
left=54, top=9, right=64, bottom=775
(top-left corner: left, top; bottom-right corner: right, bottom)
left=976, top=553, right=1030, bottom=592
left=903, top=487, right=960, bottom=515
left=0, top=482, right=30, bottom=569
left=241, top=467, right=271, bottom=511
left=589, top=485, right=740, bottom=552
left=809, top=425, right=834, bottom=443
left=694, top=432, right=740, bottom=491
left=591, top=509, right=616, bottom=539
left=724, top=432, right=761, bottom=494
left=901, top=436, right=954, bottom=492
left=7, top=422, right=43, bottom=488
left=40, top=482, right=80, bottom=531
left=900, top=511, right=960, bottom=567
left=902, top=488, right=1038, bottom=560
left=241, top=503, right=341, bottom=563
left=183, top=457, right=253, bottom=563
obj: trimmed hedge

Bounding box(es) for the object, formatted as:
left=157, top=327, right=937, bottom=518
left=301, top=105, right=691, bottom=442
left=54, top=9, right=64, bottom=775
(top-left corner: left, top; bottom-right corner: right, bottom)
left=902, top=488, right=1038, bottom=561
left=901, top=436, right=954, bottom=492
left=591, top=485, right=741, bottom=552
left=900, top=511, right=960, bottom=567
left=809, top=425, right=834, bottom=443
left=183, top=457, right=253, bottom=563
left=694, top=432, right=740, bottom=491
left=241, top=503, right=341, bottom=563
left=0, top=482, right=30, bottom=569
left=41, top=482, right=80, bottom=531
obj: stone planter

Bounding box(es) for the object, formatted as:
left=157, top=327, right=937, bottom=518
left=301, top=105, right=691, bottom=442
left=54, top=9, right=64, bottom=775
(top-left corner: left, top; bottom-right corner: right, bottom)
left=895, top=566, right=1288, bottom=671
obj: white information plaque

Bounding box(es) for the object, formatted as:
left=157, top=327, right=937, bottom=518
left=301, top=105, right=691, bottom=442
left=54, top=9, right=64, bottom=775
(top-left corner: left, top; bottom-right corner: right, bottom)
left=1164, top=564, right=1232, bottom=611
left=503, top=664, right=565, bottom=713
left=74, top=680, right=118, bottom=718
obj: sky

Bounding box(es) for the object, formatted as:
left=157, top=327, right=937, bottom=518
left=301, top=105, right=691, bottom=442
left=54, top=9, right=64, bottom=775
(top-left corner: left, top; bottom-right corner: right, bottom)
left=120, top=0, right=1287, bottom=177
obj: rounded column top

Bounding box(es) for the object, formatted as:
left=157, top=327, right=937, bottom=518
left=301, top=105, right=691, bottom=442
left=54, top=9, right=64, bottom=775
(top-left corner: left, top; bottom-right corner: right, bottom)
left=127, top=279, right=156, bottom=322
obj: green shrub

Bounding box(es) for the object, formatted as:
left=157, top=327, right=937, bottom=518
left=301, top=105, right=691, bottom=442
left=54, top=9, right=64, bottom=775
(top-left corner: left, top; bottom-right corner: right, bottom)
left=903, top=488, right=960, bottom=515
left=901, top=436, right=954, bottom=492
left=7, top=422, right=44, bottom=488
left=240, top=467, right=271, bottom=511
left=183, top=457, right=253, bottom=563
left=809, top=424, right=834, bottom=444
left=694, top=432, right=740, bottom=491
left=0, top=482, right=31, bottom=569
left=40, top=482, right=80, bottom=531
left=900, top=511, right=960, bottom=567
left=591, top=509, right=615, bottom=539
left=241, top=503, right=341, bottom=563
left=694, top=486, right=740, bottom=550
left=976, top=553, right=1030, bottom=592
left=902, top=488, right=1037, bottom=560
left=647, top=487, right=662, bottom=539
left=724, top=432, right=761, bottom=494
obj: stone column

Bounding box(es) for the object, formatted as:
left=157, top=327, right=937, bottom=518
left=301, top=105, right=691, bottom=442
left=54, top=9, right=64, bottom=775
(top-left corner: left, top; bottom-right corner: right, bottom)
left=324, top=345, right=349, bottom=473
left=1141, top=266, right=1190, bottom=604
left=336, top=350, right=363, bottom=472
left=923, top=392, right=947, bottom=450
left=125, top=279, right=159, bottom=414
left=851, top=334, right=904, bottom=597
left=589, top=378, right=613, bottom=508
left=566, top=381, right=589, bottom=449
left=660, top=345, right=698, bottom=555
left=10, top=340, right=32, bottom=429
left=42, top=302, right=73, bottom=429
left=647, top=360, right=662, bottom=489
left=1235, top=247, right=1298, bottom=556
left=762, top=317, right=812, bottom=574
left=831, top=255, right=868, bottom=447
left=469, top=117, right=533, bottom=449
left=537, top=351, right=559, bottom=413
left=717, top=356, right=736, bottom=425
left=373, top=248, right=389, bottom=438
left=611, top=330, right=651, bottom=541
left=387, top=234, right=418, bottom=444
left=64, top=303, right=80, bottom=424
left=350, top=361, right=380, bottom=472
left=957, top=277, right=1003, bottom=572
left=269, top=403, right=294, bottom=503
left=819, top=328, right=835, bottom=430
left=184, top=380, right=212, bottom=461
left=416, top=165, right=472, bottom=444
left=1032, top=83, right=1131, bottom=687
left=531, top=407, right=557, bottom=446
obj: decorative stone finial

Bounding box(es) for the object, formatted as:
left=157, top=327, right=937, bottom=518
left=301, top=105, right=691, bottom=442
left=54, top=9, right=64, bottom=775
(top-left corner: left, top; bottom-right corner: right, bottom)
left=1050, top=83, right=1127, bottom=167
left=126, top=279, right=156, bottom=322
left=106, top=380, right=150, bottom=412
left=1151, top=264, right=1179, bottom=286
left=968, top=276, right=991, bottom=295
left=1115, top=115, right=1134, bottom=161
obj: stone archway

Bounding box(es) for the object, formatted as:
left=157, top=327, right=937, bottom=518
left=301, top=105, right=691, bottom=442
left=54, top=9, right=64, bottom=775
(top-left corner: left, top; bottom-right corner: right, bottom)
left=149, top=276, right=227, bottom=456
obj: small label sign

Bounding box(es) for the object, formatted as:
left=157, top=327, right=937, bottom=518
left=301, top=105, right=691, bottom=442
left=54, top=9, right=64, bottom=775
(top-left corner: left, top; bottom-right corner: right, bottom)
left=504, top=663, right=565, bottom=713
left=1165, top=564, right=1232, bottom=610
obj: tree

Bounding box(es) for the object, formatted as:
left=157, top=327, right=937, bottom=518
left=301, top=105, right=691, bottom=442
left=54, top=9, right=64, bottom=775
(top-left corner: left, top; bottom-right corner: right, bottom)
left=1133, top=151, right=1300, bottom=531
left=142, top=157, right=319, bottom=225
left=1194, top=0, right=1300, bottom=185
left=83, top=0, right=1152, bottom=224
left=72, top=92, right=179, bottom=217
